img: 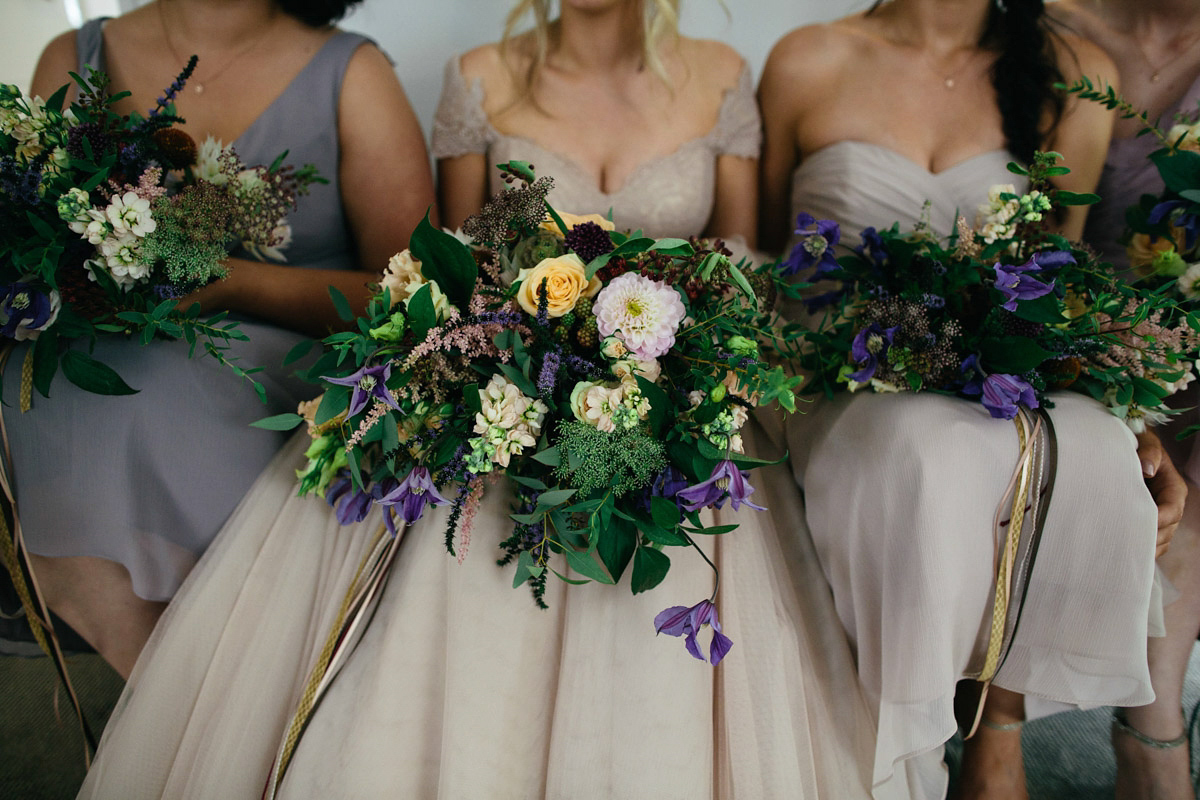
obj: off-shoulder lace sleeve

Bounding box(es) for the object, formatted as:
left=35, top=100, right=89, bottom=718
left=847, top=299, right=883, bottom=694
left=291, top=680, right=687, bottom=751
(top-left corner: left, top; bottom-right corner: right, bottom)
left=431, top=57, right=493, bottom=159
left=711, top=64, right=761, bottom=160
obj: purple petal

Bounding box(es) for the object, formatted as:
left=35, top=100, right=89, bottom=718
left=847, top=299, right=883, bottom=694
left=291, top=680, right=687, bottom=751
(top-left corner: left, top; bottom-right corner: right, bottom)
left=709, top=629, right=734, bottom=665
left=654, top=605, right=694, bottom=636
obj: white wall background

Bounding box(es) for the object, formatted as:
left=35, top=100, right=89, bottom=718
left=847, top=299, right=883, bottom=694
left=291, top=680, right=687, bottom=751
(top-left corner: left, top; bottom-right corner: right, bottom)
left=5, top=0, right=869, bottom=137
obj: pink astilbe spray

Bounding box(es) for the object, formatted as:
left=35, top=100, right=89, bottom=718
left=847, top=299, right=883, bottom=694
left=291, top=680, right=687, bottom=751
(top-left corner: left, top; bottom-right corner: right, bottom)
left=456, top=477, right=486, bottom=564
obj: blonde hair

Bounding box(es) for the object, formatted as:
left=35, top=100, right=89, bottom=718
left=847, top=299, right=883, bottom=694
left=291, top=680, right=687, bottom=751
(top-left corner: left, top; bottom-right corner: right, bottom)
left=500, top=0, right=682, bottom=102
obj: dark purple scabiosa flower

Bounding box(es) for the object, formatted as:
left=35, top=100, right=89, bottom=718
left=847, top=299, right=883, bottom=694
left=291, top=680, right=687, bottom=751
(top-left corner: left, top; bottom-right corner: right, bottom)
left=783, top=213, right=841, bottom=277
left=0, top=281, right=59, bottom=341
left=1149, top=200, right=1200, bottom=251
left=325, top=477, right=374, bottom=525
left=322, top=362, right=400, bottom=418
left=993, top=259, right=1056, bottom=312
left=848, top=322, right=898, bottom=383
left=376, top=466, right=451, bottom=533
left=677, top=460, right=765, bottom=512
left=654, top=598, right=733, bottom=665
left=977, top=373, right=1039, bottom=420
left=564, top=220, right=614, bottom=263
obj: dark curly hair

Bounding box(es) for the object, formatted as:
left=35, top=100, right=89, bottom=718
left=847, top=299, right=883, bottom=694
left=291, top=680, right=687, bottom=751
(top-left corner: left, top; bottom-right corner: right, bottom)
left=869, top=0, right=1066, bottom=165
left=277, top=0, right=364, bottom=27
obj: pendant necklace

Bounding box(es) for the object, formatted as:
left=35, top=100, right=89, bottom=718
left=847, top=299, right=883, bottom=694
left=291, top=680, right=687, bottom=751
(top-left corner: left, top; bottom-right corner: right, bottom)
left=157, top=1, right=274, bottom=95
left=1133, top=23, right=1200, bottom=84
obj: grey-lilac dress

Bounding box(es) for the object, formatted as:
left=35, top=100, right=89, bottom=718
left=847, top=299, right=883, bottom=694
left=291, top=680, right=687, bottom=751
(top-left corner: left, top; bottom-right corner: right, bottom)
left=79, top=54, right=885, bottom=800
left=787, top=142, right=1159, bottom=799
left=2, top=20, right=369, bottom=601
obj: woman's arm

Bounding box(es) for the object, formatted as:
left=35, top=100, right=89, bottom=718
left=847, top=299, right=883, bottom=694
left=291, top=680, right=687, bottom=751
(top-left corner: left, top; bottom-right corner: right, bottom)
left=1046, top=33, right=1120, bottom=240
left=188, top=43, right=436, bottom=337
left=707, top=154, right=758, bottom=247
left=756, top=35, right=806, bottom=256
left=30, top=31, right=79, bottom=99
left=438, top=152, right=491, bottom=232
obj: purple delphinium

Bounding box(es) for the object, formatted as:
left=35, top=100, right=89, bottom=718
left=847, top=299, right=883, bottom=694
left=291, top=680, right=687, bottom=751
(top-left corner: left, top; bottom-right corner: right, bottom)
left=325, top=478, right=374, bottom=525
left=993, top=258, right=1056, bottom=312
left=376, top=466, right=451, bottom=533
left=0, top=282, right=58, bottom=340
left=854, top=226, right=888, bottom=269
left=677, top=460, right=766, bottom=512
left=848, top=322, right=898, bottom=383
left=322, top=362, right=400, bottom=418
left=654, top=599, right=733, bottom=665
left=783, top=213, right=841, bottom=277
left=979, top=373, right=1039, bottom=420
left=537, top=350, right=561, bottom=396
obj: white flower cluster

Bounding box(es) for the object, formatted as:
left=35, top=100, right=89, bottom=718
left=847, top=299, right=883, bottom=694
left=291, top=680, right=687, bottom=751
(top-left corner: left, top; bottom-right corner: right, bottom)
left=976, top=184, right=1052, bottom=244
left=686, top=371, right=755, bottom=453
left=61, top=186, right=158, bottom=288
left=466, top=374, right=548, bottom=472
left=569, top=357, right=660, bottom=433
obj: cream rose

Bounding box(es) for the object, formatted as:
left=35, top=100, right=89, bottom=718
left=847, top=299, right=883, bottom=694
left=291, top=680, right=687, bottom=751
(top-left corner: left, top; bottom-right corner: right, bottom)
left=540, top=210, right=616, bottom=237
left=380, top=249, right=423, bottom=307
left=515, top=253, right=591, bottom=317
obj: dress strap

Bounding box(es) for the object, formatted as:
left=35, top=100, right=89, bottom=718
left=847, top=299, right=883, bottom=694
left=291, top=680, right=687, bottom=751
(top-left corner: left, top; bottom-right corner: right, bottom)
left=431, top=56, right=494, bottom=160
left=710, top=63, right=761, bottom=160
left=75, top=17, right=110, bottom=75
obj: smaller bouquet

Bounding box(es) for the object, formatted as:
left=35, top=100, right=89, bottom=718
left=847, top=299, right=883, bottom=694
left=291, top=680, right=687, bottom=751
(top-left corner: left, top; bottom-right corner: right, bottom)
left=263, top=162, right=803, bottom=663
left=0, top=60, right=320, bottom=401
left=795, top=152, right=1200, bottom=431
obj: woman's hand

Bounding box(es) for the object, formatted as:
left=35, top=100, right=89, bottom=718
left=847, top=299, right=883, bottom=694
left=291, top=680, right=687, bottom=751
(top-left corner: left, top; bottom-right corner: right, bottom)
left=1135, top=430, right=1187, bottom=557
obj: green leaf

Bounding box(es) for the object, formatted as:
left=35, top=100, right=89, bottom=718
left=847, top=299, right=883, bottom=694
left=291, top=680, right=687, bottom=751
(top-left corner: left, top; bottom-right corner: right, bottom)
left=636, top=375, right=671, bottom=436
left=31, top=329, right=59, bottom=398
left=683, top=523, right=740, bottom=536
left=409, top=211, right=478, bottom=310
left=1012, top=292, right=1067, bottom=324
left=1053, top=191, right=1100, bottom=206
left=60, top=350, right=137, bottom=395
left=631, top=546, right=670, bottom=594
left=726, top=262, right=757, bottom=302
left=283, top=339, right=317, bottom=366
left=328, top=286, right=354, bottom=323
left=508, top=474, right=548, bottom=491
left=536, top=488, right=577, bottom=509
left=597, top=516, right=637, bottom=583
left=648, top=238, right=694, bottom=256
left=250, top=413, right=305, bottom=431
left=381, top=412, right=399, bottom=454
left=1151, top=148, right=1200, bottom=195
left=25, top=211, right=58, bottom=241
left=512, top=549, right=538, bottom=588
left=497, top=361, right=538, bottom=398
left=651, top=496, right=682, bottom=530
left=44, top=83, right=69, bottom=113
left=407, top=282, right=437, bottom=340
left=639, top=521, right=689, bottom=547
left=548, top=567, right=590, bottom=585
left=314, top=384, right=351, bottom=426
left=532, top=446, right=561, bottom=467
left=979, top=336, right=1054, bottom=374
left=564, top=548, right=615, bottom=584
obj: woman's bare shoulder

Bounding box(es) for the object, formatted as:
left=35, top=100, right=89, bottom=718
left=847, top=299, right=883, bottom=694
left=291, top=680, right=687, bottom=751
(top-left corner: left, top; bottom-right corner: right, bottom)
left=761, top=20, right=865, bottom=88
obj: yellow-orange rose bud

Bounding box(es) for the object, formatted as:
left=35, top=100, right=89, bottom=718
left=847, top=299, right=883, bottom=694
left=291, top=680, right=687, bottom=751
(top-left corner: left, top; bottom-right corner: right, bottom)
left=540, top=211, right=616, bottom=237
left=515, top=254, right=590, bottom=317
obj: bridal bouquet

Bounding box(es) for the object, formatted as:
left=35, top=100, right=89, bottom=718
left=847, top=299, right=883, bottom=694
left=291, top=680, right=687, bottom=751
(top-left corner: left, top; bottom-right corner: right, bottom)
left=264, top=162, right=802, bottom=663
left=796, top=152, right=1200, bottom=431
left=0, top=60, right=319, bottom=401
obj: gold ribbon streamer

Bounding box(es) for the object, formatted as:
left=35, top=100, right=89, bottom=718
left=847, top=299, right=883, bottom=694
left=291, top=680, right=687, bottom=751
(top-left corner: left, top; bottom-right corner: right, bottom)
left=0, top=342, right=95, bottom=762
left=965, top=409, right=1040, bottom=739
left=264, top=521, right=403, bottom=798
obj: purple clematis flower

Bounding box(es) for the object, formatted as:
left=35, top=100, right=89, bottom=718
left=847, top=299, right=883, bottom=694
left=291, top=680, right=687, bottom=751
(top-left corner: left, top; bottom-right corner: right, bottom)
left=637, top=464, right=690, bottom=515
left=849, top=323, right=898, bottom=383
left=993, top=260, right=1056, bottom=312
left=979, top=373, right=1039, bottom=420
left=0, top=281, right=59, bottom=341
left=854, top=226, right=888, bottom=268
left=783, top=213, right=841, bottom=277
left=654, top=598, right=733, bottom=665
left=325, top=477, right=375, bottom=525
left=376, top=466, right=451, bottom=532
left=1149, top=200, right=1199, bottom=251
left=322, top=362, right=401, bottom=418
left=677, top=460, right=766, bottom=513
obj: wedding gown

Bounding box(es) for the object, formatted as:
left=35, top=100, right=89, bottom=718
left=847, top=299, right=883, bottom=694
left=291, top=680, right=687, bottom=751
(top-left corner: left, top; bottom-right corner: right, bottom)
left=2, top=21, right=369, bottom=601
left=78, top=57, right=883, bottom=799
left=786, top=141, right=1160, bottom=799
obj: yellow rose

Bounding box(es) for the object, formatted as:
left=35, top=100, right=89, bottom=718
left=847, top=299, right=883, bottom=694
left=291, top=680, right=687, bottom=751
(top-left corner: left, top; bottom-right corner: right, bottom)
left=540, top=211, right=616, bottom=237
left=1127, top=225, right=1186, bottom=275
left=515, top=253, right=590, bottom=317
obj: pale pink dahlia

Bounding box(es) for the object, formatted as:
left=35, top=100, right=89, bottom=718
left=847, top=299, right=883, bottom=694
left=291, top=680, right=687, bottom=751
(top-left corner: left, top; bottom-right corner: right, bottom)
left=591, top=272, right=686, bottom=359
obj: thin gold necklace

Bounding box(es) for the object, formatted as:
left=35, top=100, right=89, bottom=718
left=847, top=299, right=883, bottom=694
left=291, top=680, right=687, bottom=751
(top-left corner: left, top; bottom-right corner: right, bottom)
left=157, top=1, right=274, bottom=95
left=1132, top=20, right=1200, bottom=83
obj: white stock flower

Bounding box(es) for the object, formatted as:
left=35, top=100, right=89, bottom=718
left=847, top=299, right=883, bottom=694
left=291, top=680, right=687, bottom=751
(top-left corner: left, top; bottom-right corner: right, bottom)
left=99, top=233, right=150, bottom=286
left=105, top=191, right=156, bottom=238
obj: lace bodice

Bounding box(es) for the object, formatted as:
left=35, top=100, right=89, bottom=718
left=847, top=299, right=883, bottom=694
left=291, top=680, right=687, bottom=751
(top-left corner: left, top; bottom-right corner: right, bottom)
left=431, top=56, right=761, bottom=238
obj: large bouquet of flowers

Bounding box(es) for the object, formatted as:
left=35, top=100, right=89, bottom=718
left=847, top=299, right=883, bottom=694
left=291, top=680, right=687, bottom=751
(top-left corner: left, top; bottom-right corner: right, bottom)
left=264, top=162, right=802, bottom=663
left=795, top=152, right=1200, bottom=431
left=0, top=60, right=319, bottom=401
